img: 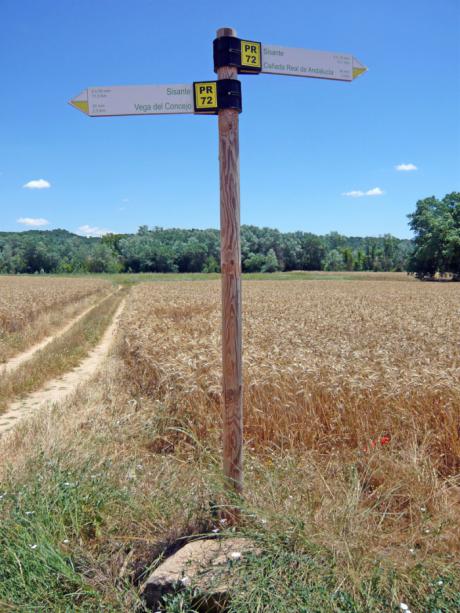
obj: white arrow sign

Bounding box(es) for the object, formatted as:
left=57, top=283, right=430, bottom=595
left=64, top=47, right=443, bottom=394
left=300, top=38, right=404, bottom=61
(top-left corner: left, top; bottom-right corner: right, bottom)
left=260, top=44, right=366, bottom=81
left=70, top=84, right=195, bottom=117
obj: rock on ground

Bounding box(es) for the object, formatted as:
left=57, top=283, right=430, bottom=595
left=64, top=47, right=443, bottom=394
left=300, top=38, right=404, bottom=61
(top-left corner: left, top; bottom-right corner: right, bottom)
left=142, top=537, right=258, bottom=611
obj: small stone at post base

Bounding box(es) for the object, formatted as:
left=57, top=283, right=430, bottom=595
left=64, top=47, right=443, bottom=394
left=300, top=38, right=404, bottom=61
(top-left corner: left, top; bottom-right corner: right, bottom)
left=142, top=537, right=259, bottom=611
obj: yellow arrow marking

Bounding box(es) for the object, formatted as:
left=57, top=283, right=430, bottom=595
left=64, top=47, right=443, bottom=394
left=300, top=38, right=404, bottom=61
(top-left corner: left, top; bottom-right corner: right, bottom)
left=352, top=66, right=367, bottom=79
left=71, top=100, right=89, bottom=114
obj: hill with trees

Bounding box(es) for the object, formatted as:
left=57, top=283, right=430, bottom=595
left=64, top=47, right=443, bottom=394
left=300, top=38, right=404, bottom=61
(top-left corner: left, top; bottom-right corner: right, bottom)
left=0, top=226, right=413, bottom=274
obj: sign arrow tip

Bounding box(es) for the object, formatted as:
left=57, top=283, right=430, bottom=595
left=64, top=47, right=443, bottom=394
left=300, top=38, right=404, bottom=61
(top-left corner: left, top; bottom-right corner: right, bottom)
left=69, top=90, right=89, bottom=115
left=352, top=57, right=367, bottom=80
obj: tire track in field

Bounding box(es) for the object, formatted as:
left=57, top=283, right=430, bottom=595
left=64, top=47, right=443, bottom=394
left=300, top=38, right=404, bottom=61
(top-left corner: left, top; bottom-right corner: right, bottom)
left=0, top=298, right=126, bottom=436
left=0, top=291, right=114, bottom=376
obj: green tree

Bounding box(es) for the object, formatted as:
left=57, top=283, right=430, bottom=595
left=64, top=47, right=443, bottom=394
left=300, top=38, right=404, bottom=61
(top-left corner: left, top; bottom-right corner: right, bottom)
left=354, top=250, right=365, bottom=271
left=341, top=247, right=354, bottom=271
left=408, top=192, right=460, bottom=278
left=177, top=240, right=208, bottom=272
left=323, top=249, right=345, bottom=271
left=85, top=244, right=120, bottom=273
left=243, top=253, right=266, bottom=272
left=262, top=248, right=280, bottom=272
left=298, top=234, right=325, bottom=270
left=202, top=256, right=220, bottom=273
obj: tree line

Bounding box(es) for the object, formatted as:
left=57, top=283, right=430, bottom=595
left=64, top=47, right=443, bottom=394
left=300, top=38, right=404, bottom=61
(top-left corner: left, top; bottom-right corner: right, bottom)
left=0, top=226, right=412, bottom=274
left=1, top=192, right=457, bottom=277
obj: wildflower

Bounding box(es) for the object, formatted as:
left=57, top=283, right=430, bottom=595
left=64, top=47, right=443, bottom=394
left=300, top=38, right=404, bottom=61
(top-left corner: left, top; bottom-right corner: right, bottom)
left=211, top=528, right=220, bottom=533
left=229, top=551, right=242, bottom=560
left=437, top=580, right=443, bottom=586
left=63, top=539, right=69, bottom=544
left=409, top=548, right=415, bottom=555
left=29, top=544, right=37, bottom=550
left=365, top=434, right=391, bottom=452
left=180, top=576, right=191, bottom=586
left=399, top=604, right=409, bottom=611
left=420, top=506, right=426, bottom=512
left=25, top=511, right=34, bottom=515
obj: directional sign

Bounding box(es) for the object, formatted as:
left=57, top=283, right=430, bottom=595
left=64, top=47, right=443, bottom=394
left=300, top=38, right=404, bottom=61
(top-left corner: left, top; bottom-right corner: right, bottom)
left=69, top=25, right=367, bottom=498
left=260, top=44, right=366, bottom=81
left=70, top=84, right=195, bottom=117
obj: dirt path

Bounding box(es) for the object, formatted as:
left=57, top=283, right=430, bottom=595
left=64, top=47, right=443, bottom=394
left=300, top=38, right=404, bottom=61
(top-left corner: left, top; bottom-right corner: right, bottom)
left=1, top=292, right=112, bottom=376
left=0, top=298, right=126, bottom=436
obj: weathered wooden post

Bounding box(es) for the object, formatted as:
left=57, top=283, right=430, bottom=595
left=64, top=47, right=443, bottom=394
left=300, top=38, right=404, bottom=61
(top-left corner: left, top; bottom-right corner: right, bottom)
left=216, top=27, right=243, bottom=494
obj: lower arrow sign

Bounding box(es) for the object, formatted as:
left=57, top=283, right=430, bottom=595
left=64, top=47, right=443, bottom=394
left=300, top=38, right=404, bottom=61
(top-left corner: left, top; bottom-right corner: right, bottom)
left=70, top=84, right=196, bottom=117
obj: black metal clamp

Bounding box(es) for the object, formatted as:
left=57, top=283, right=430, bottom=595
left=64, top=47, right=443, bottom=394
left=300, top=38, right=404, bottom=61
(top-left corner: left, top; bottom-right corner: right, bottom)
left=217, top=79, right=242, bottom=112
left=213, top=37, right=262, bottom=74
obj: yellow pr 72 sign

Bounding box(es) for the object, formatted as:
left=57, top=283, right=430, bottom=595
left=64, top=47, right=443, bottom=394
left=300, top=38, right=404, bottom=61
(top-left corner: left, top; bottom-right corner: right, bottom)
left=193, top=81, right=218, bottom=112
left=240, top=40, right=262, bottom=71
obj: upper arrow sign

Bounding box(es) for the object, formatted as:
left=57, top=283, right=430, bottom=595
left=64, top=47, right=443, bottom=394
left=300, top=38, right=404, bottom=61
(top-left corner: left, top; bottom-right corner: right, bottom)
left=69, top=84, right=195, bottom=117
left=260, top=44, right=366, bottom=81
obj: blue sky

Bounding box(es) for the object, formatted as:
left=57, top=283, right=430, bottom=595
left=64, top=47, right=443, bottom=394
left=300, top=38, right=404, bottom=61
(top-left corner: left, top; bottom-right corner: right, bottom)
left=1, top=0, right=459, bottom=239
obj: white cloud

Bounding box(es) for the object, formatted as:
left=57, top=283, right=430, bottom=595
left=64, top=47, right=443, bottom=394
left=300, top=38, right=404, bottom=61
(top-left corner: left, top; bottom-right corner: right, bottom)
left=342, top=190, right=365, bottom=197
left=23, top=178, right=51, bottom=189
left=17, top=217, right=49, bottom=227
left=77, top=224, right=111, bottom=237
left=365, top=187, right=384, bottom=196
left=395, top=163, right=417, bottom=171
left=342, top=187, right=384, bottom=198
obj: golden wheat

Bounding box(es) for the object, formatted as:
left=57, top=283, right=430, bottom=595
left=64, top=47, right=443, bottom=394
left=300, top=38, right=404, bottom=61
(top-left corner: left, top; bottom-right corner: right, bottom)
left=116, top=279, right=460, bottom=553
left=0, top=276, right=111, bottom=361
left=119, top=280, right=460, bottom=454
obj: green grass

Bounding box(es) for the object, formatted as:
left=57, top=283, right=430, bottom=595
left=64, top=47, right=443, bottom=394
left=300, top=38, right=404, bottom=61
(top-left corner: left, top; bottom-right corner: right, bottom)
left=0, top=456, right=135, bottom=611
left=60, top=271, right=413, bottom=285
left=2, top=459, right=458, bottom=612
left=160, top=528, right=460, bottom=613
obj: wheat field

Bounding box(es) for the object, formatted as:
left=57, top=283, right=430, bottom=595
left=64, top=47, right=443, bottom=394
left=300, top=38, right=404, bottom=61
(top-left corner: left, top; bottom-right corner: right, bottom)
left=119, top=280, right=460, bottom=554
left=120, top=280, right=460, bottom=459
left=0, top=276, right=111, bottom=362
left=1, top=276, right=459, bottom=610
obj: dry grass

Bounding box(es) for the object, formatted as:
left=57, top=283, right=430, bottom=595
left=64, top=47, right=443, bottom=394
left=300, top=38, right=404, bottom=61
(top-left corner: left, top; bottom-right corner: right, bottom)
left=0, top=276, right=111, bottom=363
left=1, top=276, right=459, bottom=610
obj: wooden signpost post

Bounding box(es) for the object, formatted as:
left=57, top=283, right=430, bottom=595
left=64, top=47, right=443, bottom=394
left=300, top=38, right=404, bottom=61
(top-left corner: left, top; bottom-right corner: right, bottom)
left=70, top=28, right=366, bottom=497
left=216, top=27, right=243, bottom=494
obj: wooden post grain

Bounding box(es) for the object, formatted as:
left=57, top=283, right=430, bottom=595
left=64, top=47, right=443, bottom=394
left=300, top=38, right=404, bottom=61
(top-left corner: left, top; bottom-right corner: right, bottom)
left=217, top=26, right=243, bottom=494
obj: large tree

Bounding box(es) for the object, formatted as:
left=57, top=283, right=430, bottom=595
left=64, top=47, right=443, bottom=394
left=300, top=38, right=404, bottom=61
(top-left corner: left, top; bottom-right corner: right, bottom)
left=408, top=192, right=460, bottom=279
